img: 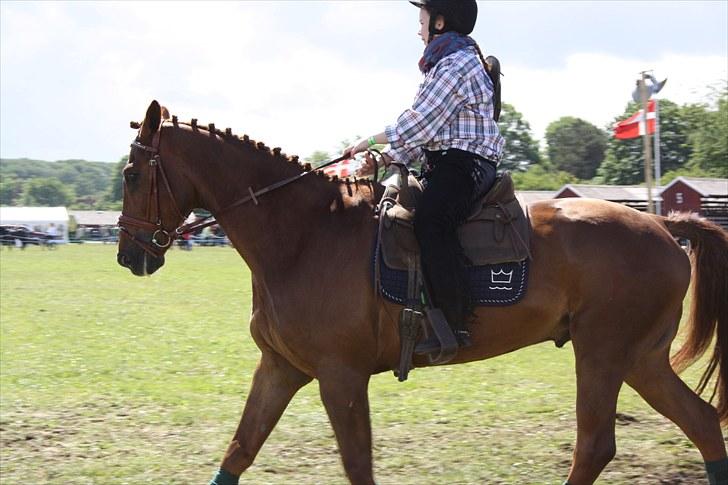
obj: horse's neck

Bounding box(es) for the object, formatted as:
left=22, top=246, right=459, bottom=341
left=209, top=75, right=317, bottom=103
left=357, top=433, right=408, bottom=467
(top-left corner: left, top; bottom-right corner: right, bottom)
left=187, top=144, right=371, bottom=278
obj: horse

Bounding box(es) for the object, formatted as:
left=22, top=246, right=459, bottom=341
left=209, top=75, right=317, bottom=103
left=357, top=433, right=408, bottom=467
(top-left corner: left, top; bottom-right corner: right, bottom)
left=117, top=100, right=728, bottom=485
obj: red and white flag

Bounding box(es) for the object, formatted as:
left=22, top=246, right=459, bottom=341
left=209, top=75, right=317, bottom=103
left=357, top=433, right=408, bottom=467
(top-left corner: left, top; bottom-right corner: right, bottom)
left=613, top=99, right=656, bottom=140
left=323, top=158, right=361, bottom=178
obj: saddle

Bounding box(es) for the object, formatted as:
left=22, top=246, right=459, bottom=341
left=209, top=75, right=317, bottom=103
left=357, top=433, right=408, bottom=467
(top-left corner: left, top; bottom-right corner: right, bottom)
left=374, top=163, right=531, bottom=381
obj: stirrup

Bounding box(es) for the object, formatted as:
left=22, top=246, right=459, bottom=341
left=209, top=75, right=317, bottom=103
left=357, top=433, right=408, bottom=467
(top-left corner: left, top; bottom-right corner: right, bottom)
left=412, top=308, right=459, bottom=364
left=415, top=329, right=471, bottom=355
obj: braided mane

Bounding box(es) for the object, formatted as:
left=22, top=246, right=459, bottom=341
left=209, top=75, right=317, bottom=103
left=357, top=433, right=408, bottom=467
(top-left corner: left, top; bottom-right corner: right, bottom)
left=131, top=113, right=375, bottom=190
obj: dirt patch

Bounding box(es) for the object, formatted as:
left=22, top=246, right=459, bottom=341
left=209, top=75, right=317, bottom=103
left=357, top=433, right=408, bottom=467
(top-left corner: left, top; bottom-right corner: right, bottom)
left=1, top=397, right=719, bottom=484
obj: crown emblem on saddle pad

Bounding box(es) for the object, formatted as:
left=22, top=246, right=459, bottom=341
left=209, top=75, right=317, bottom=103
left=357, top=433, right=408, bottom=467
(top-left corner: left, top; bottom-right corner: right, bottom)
left=490, top=269, right=514, bottom=285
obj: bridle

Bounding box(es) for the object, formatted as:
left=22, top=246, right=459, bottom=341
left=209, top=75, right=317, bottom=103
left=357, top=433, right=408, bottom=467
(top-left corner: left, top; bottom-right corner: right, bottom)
left=118, top=127, right=186, bottom=258
left=118, top=123, right=354, bottom=258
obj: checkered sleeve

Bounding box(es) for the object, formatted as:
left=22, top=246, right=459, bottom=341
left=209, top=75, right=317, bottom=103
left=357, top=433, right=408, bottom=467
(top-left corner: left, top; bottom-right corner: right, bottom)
left=385, top=62, right=464, bottom=165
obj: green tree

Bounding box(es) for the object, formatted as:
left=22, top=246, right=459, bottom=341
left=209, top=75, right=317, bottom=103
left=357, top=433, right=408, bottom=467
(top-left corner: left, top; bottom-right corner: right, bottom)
left=0, top=176, right=25, bottom=205
left=1, top=157, right=116, bottom=209
left=106, top=155, right=129, bottom=204
left=688, top=91, right=728, bottom=177
left=498, top=103, right=540, bottom=172
left=511, top=164, right=577, bottom=190
left=658, top=166, right=715, bottom=186
left=22, top=178, right=75, bottom=206
left=545, top=117, right=607, bottom=180
left=305, top=150, right=332, bottom=165
left=595, top=149, right=643, bottom=185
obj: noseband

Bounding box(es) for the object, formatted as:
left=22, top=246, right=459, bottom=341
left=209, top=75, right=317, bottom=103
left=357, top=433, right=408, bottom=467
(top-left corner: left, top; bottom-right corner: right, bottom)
left=118, top=123, right=355, bottom=259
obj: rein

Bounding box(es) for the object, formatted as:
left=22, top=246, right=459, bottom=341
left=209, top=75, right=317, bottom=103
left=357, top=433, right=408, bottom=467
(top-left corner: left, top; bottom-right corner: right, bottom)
left=118, top=124, right=351, bottom=258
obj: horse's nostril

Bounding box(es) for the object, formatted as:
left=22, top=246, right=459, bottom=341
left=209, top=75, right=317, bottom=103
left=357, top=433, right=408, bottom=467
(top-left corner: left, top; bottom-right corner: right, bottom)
left=117, top=253, right=130, bottom=267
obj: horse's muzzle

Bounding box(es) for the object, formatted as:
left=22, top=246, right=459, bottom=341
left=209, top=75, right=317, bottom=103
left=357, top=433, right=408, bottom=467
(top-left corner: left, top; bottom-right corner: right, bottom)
left=117, top=250, right=165, bottom=276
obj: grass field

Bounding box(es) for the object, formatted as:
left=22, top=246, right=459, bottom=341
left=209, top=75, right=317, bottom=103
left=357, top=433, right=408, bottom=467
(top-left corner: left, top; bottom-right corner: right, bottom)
left=0, top=245, right=717, bottom=484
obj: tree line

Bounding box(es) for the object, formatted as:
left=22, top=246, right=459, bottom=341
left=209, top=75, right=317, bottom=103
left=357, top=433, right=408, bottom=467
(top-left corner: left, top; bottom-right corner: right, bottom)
left=1, top=87, right=725, bottom=209
left=0, top=158, right=117, bottom=208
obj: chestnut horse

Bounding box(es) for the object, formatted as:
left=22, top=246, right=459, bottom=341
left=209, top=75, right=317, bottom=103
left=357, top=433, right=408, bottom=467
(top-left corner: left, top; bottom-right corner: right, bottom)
left=117, top=101, right=728, bottom=484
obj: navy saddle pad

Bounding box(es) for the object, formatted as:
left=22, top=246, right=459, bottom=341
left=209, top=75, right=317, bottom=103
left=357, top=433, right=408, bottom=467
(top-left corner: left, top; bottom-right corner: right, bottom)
left=376, top=249, right=529, bottom=307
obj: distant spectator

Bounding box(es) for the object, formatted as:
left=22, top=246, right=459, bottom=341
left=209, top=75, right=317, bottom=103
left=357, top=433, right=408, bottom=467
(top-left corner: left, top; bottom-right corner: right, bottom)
left=201, top=225, right=214, bottom=240
left=177, top=231, right=193, bottom=250
left=46, top=223, right=59, bottom=249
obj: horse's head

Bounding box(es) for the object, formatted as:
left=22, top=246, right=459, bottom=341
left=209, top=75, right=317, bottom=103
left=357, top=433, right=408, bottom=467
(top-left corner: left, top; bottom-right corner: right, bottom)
left=117, top=100, right=196, bottom=276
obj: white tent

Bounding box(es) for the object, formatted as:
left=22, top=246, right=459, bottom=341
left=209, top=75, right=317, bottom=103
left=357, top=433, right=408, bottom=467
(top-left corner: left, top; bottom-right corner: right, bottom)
left=69, top=210, right=121, bottom=227
left=0, top=206, right=70, bottom=242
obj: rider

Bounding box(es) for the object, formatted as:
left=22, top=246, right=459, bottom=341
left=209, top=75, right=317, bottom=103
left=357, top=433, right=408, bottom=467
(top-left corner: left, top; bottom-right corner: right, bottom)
left=345, top=0, right=504, bottom=351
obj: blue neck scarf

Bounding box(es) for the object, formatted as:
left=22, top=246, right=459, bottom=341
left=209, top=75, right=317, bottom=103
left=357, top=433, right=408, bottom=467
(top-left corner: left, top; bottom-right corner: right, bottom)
left=419, top=31, right=475, bottom=74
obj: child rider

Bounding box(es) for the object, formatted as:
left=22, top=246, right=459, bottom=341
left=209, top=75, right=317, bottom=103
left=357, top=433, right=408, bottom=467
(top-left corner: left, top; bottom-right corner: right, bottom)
left=345, top=0, right=505, bottom=352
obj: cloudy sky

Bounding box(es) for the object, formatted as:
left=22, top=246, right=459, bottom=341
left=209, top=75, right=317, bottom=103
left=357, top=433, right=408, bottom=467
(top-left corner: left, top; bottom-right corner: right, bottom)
left=1, top=1, right=726, bottom=163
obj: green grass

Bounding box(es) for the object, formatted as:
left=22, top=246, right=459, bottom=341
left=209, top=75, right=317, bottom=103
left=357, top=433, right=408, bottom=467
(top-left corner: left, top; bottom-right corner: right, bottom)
left=0, top=245, right=716, bottom=484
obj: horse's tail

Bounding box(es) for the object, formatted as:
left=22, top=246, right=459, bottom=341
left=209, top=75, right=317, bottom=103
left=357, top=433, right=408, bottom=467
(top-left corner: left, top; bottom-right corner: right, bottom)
left=659, top=212, right=728, bottom=424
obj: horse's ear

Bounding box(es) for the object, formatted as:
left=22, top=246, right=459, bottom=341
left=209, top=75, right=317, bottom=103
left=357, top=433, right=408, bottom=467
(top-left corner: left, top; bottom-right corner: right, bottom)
left=139, top=100, right=162, bottom=142
left=160, top=106, right=170, bottom=121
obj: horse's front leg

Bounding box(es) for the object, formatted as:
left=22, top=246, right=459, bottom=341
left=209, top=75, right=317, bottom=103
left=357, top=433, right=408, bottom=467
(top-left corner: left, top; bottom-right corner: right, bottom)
left=319, top=369, right=375, bottom=485
left=210, top=348, right=312, bottom=484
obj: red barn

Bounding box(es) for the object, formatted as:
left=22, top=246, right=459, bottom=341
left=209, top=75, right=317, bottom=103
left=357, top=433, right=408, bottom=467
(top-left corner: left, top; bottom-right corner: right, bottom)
left=661, top=177, right=728, bottom=229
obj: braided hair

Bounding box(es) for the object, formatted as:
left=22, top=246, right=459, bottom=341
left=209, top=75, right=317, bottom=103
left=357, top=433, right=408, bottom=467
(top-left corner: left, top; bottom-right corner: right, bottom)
left=472, top=42, right=502, bottom=122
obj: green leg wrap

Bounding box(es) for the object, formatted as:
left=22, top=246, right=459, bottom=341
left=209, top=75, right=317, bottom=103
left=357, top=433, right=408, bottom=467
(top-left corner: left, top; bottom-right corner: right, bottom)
left=706, top=458, right=728, bottom=485
left=209, top=468, right=239, bottom=485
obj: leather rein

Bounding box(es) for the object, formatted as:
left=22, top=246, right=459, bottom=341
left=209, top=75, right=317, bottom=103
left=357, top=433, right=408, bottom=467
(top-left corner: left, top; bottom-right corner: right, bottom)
left=118, top=124, right=352, bottom=258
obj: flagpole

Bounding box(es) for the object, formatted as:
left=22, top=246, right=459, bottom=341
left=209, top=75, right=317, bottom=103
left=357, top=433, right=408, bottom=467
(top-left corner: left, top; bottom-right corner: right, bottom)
left=639, top=72, right=655, bottom=214
left=654, top=98, right=662, bottom=215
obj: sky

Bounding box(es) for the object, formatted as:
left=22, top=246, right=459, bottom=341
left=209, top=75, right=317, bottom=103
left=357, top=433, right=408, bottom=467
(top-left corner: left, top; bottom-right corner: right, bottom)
left=1, top=0, right=726, bottom=163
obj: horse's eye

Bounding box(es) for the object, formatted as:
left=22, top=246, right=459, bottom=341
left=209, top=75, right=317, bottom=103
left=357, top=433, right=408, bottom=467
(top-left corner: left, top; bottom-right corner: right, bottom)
left=125, top=172, right=140, bottom=184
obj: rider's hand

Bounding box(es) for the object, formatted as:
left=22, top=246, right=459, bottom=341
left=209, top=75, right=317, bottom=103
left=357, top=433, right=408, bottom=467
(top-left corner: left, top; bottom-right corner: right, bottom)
left=356, top=152, right=393, bottom=177
left=356, top=152, right=376, bottom=177
left=342, top=139, right=369, bottom=159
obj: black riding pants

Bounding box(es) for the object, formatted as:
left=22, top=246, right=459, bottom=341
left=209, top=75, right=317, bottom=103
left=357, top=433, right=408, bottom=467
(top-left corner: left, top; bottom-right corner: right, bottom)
left=414, top=149, right=497, bottom=330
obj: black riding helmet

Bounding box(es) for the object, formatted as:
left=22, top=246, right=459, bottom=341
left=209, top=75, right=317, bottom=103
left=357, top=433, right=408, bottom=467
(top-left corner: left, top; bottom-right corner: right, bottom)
left=410, top=0, right=478, bottom=37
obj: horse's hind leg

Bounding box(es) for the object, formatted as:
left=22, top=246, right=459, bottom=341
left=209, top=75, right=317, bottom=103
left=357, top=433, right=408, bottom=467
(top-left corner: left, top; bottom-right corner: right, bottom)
left=215, top=348, right=312, bottom=478
left=626, top=348, right=727, bottom=462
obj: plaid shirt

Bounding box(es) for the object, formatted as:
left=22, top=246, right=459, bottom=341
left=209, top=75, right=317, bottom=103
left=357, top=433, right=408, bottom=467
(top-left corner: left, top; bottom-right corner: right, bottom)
left=385, top=46, right=504, bottom=165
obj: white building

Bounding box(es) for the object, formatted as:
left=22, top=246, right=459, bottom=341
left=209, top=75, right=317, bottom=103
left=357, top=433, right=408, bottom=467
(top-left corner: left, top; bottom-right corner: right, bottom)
left=0, top=206, right=70, bottom=242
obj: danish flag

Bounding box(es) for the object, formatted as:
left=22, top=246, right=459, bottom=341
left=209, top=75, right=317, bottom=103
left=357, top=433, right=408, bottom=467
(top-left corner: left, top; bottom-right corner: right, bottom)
left=613, top=100, right=656, bottom=140
left=323, top=158, right=361, bottom=178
